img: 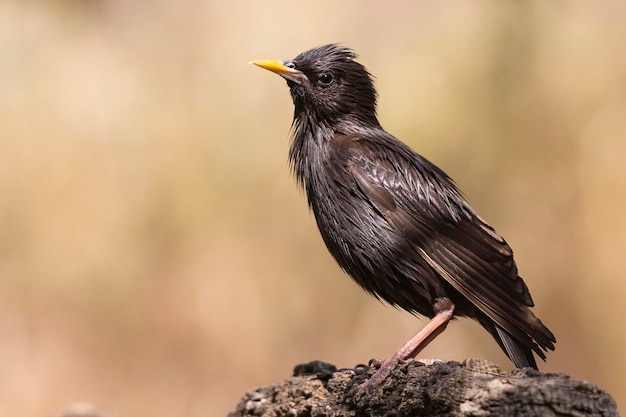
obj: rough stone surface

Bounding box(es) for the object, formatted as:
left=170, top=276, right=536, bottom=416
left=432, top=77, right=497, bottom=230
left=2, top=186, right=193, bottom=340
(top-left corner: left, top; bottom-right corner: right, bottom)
left=229, top=359, right=619, bottom=417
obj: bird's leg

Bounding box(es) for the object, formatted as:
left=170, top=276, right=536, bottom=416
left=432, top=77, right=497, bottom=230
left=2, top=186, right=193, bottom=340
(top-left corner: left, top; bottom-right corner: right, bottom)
left=359, top=299, right=455, bottom=392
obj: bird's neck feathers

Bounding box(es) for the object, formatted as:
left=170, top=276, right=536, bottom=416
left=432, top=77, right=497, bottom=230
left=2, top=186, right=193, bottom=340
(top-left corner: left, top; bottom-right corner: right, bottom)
left=288, top=111, right=330, bottom=193
left=287, top=108, right=382, bottom=202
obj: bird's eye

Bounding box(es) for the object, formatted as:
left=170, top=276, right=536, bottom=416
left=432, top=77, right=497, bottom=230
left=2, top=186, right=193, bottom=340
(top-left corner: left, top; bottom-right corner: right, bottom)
left=318, top=73, right=333, bottom=86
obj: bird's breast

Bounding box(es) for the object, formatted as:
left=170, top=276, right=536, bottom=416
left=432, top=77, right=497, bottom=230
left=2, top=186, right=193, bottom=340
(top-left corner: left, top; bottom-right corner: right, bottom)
left=292, top=131, right=440, bottom=314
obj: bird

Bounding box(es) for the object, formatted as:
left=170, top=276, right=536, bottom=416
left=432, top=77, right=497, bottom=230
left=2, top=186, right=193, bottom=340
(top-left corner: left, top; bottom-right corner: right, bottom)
left=250, top=44, right=555, bottom=388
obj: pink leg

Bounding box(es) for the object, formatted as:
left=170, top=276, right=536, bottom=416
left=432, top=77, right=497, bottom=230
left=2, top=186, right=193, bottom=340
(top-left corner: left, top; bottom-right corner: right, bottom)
left=359, top=302, right=455, bottom=391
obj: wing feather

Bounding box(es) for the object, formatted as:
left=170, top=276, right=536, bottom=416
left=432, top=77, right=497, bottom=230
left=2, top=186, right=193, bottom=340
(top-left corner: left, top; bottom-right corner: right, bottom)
left=346, top=136, right=555, bottom=353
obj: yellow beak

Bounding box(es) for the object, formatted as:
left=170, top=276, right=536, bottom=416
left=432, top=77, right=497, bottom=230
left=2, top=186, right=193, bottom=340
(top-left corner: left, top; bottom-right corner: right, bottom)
left=249, top=59, right=306, bottom=84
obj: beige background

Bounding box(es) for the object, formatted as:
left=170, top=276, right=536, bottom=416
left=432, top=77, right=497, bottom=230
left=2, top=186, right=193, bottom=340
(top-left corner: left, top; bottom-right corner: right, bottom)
left=1, top=1, right=624, bottom=416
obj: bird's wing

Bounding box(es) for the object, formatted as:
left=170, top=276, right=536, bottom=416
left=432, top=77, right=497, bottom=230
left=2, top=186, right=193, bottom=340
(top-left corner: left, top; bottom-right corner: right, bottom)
left=345, top=136, right=553, bottom=350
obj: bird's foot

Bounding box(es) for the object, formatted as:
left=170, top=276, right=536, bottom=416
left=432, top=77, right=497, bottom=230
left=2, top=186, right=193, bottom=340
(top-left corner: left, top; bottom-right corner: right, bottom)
left=356, top=356, right=401, bottom=394
left=366, top=354, right=416, bottom=368
left=355, top=358, right=445, bottom=394
left=367, top=358, right=385, bottom=368
left=356, top=305, right=455, bottom=394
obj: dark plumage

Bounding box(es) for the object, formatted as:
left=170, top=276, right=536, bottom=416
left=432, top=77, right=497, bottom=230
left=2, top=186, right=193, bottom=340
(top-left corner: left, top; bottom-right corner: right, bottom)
left=251, top=44, right=555, bottom=383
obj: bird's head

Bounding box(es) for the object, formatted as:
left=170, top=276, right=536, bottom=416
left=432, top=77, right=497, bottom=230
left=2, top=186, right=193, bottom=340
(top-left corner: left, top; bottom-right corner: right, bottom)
left=251, top=44, right=379, bottom=127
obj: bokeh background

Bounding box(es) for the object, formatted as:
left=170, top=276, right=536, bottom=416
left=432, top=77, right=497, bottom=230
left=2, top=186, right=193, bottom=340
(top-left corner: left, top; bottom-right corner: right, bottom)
left=1, top=1, right=625, bottom=416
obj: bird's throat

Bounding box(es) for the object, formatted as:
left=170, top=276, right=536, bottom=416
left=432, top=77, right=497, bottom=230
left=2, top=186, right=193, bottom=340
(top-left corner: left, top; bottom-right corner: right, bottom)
left=288, top=114, right=333, bottom=199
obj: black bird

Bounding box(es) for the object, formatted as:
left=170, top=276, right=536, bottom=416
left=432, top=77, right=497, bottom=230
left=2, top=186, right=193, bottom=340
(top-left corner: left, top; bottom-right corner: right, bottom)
left=251, top=44, right=555, bottom=388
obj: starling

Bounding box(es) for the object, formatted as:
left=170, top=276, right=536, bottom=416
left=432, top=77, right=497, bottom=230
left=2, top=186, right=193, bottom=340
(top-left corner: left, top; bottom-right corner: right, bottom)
left=250, top=44, right=555, bottom=388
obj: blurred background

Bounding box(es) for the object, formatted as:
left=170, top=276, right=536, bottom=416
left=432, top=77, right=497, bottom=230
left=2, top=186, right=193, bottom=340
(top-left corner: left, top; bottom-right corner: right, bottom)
left=1, top=1, right=625, bottom=415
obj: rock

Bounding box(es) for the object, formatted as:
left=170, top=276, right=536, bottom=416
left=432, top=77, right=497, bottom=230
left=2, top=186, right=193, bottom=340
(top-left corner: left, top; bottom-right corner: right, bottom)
left=229, top=358, right=618, bottom=417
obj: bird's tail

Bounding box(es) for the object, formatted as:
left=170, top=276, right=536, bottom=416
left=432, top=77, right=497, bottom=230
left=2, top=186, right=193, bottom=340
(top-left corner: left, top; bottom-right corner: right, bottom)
left=494, top=326, right=537, bottom=369
left=478, top=316, right=555, bottom=370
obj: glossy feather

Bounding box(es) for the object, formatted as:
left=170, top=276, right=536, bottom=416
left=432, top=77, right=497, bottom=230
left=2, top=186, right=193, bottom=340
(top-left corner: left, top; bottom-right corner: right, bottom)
left=267, top=44, right=555, bottom=368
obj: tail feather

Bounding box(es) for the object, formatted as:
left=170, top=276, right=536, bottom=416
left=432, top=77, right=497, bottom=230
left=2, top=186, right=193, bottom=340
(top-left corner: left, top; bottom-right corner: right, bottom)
left=495, top=326, right=538, bottom=369
left=477, top=315, right=553, bottom=370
